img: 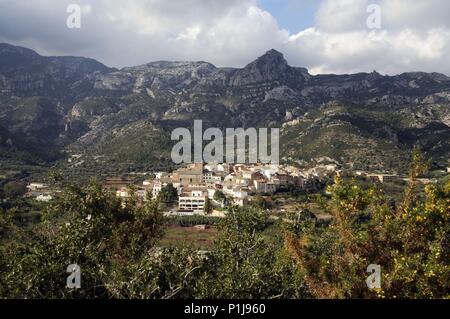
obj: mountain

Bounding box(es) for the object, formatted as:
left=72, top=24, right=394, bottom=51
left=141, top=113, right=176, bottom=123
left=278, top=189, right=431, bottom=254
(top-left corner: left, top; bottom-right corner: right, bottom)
left=0, top=43, right=113, bottom=101
left=0, top=44, right=449, bottom=176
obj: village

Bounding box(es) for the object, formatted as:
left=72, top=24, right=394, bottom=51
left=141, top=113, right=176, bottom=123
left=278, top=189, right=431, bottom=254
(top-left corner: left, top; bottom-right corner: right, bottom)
left=22, top=163, right=335, bottom=213
left=106, top=162, right=337, bottom=216
left=21, top=163, right=448, bottom=217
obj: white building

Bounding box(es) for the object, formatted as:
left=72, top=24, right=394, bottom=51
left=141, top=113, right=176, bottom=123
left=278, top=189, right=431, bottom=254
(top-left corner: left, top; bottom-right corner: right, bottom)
left=27, top=183, right=48, bottom=191
left=232, top=187, right=249, bottom=207
left=152, top=181, right=166, bottom=199
left=202, top=171, right=223, bottom=184
left=233, top=187, right=248, bottom=199
left=116, top=187, right=130, bottom=198
left=178, top=189, right=207, bottom=214
left=36, top=194, right=53, bottom=202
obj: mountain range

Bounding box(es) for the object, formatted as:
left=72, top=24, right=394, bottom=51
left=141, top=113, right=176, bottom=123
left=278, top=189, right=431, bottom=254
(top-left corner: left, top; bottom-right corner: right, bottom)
left=0, top=43, right=449, bottom=176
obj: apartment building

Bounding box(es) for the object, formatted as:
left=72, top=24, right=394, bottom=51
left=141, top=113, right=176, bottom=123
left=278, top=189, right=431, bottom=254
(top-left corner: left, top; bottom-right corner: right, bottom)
left=178, top=187, right=208, bottom=214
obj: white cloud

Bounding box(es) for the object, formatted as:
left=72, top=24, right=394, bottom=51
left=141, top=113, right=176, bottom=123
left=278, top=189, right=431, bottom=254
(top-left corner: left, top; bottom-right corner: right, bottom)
left=285, top=0, right=450, bottom=75
left=315, top=0, right=369, bottom=32
left=0, top=0, right=449, bottom=75
left=285, top=27, right=450, bottom=75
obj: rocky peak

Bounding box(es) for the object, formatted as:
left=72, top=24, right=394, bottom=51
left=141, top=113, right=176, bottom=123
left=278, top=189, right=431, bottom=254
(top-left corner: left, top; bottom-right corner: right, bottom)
left=230, top=49, right=297, bottom=86
left=253, top=49, right=288, bottom=67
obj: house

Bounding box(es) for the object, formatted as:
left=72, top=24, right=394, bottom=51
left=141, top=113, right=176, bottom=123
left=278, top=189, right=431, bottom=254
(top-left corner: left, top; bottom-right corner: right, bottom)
left=253, top=179, right=277, bottom=194
left=260, top=165, right=281, bottom=180
left=202, top=171, right=223, bottom=184
left=273, top=172, right=291, bottom=188
left=292, top=174, right=316, bottom=190
left=217, top=163, right=232, bottom=173
left=232, top=187, right=248, bottom=199
left=154, top=172, right=167, bottom=179
left=241, top=170, right=254, bottom=180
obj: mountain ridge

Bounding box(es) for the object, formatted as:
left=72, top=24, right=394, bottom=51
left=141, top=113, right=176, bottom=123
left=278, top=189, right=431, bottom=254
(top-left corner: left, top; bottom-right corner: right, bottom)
left=0, top=43, right=449, bottom=175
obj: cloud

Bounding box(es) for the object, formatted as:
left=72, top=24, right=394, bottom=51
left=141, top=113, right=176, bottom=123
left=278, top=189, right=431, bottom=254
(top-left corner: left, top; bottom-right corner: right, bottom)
left=0, top=0, right=449, bottom=75
left=285, top=0, right=450, bottom=75
left=285, top=27, right=450, bottom=75
left=315, top=0, right=369, bottom=32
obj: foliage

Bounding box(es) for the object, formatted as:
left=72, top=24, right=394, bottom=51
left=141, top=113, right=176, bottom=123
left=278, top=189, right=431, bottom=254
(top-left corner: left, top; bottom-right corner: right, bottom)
left=251, top=195, right=268, bottom=209
left=204, top=197, right=213, bottom=214
left=104, top=246, right=208, bottom=299
left=0, top=181, right=165, bottom=298
left=157, top=183, right=178, bottom=205
left=213, top=190, right=226, bottom=202
left=2, top=181, right=27, bottom=199
left=1, top=151, right=448, bottom=299
left=284, top=151, right=450, bottom=298
left=194, top=206, right=308, bottom=298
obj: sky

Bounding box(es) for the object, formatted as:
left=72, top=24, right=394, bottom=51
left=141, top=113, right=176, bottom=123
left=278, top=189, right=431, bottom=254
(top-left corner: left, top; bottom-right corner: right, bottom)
left=0, top=0, right=450, bottom=75
left=258, top=0, right=320, bottom=33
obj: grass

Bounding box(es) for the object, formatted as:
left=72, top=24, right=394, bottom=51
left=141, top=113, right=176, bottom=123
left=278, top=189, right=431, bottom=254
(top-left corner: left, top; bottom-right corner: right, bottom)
left=159, top=225, right=218, bottom=249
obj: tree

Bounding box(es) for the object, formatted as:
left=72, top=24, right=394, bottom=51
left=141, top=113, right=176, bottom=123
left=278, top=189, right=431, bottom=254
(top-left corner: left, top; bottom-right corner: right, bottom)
left=251, top=195, right=267, bottom=209
left=157, top=183, right=178, bottom=205
left=204, top=197, right=213, bottom=215
left=194, top=206, right=308, bottom=298
left=46, top=169, right=65, bottom=188
left=0, top=181, right=165, bottom=298
left=284, top=151, right=450, bottom=298
left=3, top=181, right=27, bottom=199
left=213, top=190, right=225, bottom=201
